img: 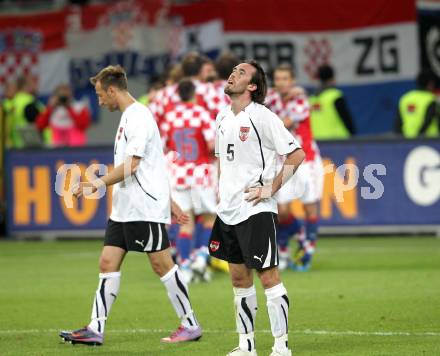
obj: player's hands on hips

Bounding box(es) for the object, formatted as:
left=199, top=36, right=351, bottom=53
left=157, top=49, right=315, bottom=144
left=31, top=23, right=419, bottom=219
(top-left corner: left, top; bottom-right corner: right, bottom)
left=245, top=185, right=273, bottom=205
left=171, top=200, right=190, bottom=225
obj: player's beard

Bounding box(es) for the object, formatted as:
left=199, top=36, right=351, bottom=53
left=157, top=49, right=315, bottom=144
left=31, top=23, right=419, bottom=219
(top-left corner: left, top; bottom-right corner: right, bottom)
left=224, top=84, right=244, bottom=97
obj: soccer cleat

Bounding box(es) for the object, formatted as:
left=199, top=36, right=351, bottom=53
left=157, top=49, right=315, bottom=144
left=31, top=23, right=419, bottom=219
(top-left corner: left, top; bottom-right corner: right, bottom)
left=59, top=326, right=103, bottom=346
left=227, top=347, right=258, bottom=355
left=269, top=347, right=292, bottom=356
left=278, top=248, right=291, bottom=271
left=160, top=325, right=202, bottom=343
left=180, top=265, right=194, bottom=284
left=191, top=256, right=212, bottom=282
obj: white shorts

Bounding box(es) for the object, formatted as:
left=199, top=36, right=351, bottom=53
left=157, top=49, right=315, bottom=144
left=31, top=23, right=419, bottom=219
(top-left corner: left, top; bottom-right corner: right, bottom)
left=276, top=156, right=324, bottom=205
left=172, top=185, right=217, bottom=215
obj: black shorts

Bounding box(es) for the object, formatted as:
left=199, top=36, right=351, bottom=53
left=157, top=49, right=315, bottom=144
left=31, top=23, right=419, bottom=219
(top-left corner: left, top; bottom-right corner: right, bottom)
left=104, top=219, right=170, bottom=253
left=209, top=212, right=279, bottom=270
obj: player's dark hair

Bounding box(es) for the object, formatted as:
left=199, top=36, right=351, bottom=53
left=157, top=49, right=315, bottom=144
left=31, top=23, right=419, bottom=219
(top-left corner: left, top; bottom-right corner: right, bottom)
left=275, top=63, right=295, bottom=78
left=245, top=60, right=267, bottom=104
left=90, top=65, right=128, bottom=90
left=317, top=64, right=334, bottom=83
left=216, top=51, right=240, bottom=80
left=177, top=78, right=195, bottom=102
left=417, top=69, right=435, bottom=89
left=181, top=52, right=204, bottom=77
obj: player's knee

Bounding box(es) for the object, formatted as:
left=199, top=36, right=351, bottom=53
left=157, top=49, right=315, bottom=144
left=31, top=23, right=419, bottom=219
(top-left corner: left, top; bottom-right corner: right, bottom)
left=150, top=258, right=172, bottom=277
left=230, top=273, right=253, bottom=288
left=150, top=259, right=163, bottom=276
left=258, top=270, right=281, bottom=289
left=99, top=255, right=116, bottom=273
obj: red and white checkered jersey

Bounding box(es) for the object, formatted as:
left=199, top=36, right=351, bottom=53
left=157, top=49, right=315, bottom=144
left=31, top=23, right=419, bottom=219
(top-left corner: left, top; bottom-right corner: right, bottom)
left=149, top=79, right=224, bottom=125
left=266, top=87, right=319, bottom=161
left=161, top=102, right=216, bottom=189
left=212, top=79, right=231, bottom=110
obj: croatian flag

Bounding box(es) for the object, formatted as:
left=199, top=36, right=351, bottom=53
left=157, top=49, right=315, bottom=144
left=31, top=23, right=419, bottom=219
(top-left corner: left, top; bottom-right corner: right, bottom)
left=0, top=9, right=69, bottom=96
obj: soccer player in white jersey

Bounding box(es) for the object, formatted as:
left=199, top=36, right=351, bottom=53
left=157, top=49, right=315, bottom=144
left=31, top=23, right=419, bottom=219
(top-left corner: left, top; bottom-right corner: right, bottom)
left=266, top=64, right=324, bottom=271
left=209, top=60, right=305, bottom=356
left=59, top=65, right=202, bottom=346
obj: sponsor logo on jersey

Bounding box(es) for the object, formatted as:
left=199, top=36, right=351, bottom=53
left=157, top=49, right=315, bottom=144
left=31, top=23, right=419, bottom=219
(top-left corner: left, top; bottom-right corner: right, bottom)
left=239, top=126, right=250, bottom=141
left=209, top=240, right=220, bottom=252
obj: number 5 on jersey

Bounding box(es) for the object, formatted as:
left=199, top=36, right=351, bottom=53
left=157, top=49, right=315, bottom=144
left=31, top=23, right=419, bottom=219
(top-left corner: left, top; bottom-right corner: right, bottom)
left=227, top=144, right=234, bottom=161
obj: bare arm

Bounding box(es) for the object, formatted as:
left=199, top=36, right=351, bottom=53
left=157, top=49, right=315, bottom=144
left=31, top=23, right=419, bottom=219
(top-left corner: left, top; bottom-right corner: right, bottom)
left=73, top=156, right=141, bottom=197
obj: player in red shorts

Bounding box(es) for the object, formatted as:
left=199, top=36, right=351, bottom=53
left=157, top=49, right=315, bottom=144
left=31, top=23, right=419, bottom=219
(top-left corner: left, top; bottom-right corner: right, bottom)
left=161, top=78, right=217, bottom=282
left=266, top=64, right=324, bottom=271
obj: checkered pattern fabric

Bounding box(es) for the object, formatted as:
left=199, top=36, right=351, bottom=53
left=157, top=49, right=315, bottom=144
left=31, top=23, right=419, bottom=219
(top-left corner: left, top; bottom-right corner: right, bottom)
left=0, top=52, right=39, bottom=91
left=149, top=80, right=224, bottom=124
left=266, top=88, right=319, bottom=161
left=212, top=79, right=231, bottom=110
left=161, top=102, right=216, bottom=189
left=303, top=38, right=332, bottom=80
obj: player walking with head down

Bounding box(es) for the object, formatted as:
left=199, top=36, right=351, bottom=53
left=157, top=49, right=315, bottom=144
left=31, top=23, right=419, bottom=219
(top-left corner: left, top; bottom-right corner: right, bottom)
left=209, top=60, right=305, bottom=356
left=59, top=65, right=202, bottom=346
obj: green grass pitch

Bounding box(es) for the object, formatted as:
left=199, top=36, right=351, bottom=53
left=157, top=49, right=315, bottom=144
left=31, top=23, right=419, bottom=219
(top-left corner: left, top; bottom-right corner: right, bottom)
left=0, top=237, right=439, bottom=355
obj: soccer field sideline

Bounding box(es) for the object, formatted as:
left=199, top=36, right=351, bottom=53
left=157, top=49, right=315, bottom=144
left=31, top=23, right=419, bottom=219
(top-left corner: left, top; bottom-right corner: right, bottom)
left=1, top=328, right=440, bottom=337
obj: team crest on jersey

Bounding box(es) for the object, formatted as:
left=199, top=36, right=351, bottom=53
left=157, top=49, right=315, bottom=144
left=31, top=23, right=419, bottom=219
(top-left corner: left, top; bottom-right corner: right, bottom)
left=239, top=126, right=250, bottom=141
left=210, top=240, right=220, bottom=252
left=117, top=127, right=123, bottom=141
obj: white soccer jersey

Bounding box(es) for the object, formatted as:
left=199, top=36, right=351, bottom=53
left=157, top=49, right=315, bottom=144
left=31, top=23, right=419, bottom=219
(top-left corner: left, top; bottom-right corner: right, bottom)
left=110, top=102, right=171, bottom=224
left=215, top=102, right=301, bottom=225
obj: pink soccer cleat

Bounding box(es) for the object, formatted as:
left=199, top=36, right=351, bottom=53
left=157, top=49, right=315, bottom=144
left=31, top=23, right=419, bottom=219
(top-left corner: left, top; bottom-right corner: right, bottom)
left=160, top=325, right=202, bottom=343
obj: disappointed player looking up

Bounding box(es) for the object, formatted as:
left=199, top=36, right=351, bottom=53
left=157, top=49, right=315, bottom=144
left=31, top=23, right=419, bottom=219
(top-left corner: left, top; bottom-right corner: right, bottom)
left=209, top=61, right=305, bottom=356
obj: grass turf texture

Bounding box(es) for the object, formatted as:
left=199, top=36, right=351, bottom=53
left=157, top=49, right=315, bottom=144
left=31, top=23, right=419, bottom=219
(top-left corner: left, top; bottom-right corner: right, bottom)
left=0, top=237, right=439, bottom=355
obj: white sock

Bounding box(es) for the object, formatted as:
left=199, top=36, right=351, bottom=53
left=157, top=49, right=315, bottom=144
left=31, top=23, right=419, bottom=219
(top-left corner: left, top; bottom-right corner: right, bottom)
left=234, top=286, right=257, bottom=351
left=160, top=264, right=198, bottom=329
left=88, top=271, right=121, bottom=335
left=265, top=283, right=289, bottom=351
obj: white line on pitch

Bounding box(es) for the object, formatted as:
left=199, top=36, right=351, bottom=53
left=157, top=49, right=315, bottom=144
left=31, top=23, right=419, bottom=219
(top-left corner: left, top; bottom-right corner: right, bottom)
left=0, top=329, right=439, bottom=337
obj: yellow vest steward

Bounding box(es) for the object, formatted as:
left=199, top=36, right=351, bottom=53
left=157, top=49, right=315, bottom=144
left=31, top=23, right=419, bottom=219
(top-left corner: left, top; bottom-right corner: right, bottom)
left=399, top=90, right=438, bottom=138
left=310, top=88, right=350, bottom=139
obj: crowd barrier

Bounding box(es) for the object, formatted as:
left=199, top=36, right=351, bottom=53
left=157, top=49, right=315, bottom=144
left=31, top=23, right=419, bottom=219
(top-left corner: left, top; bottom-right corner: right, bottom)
left=5, top=139, right=440, bottom=237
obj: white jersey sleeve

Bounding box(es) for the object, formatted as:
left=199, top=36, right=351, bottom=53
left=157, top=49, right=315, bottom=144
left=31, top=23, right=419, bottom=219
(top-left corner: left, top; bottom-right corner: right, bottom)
left=262, top=109, right=301, bottom=155
left=125, top=107, right=155, bottom=158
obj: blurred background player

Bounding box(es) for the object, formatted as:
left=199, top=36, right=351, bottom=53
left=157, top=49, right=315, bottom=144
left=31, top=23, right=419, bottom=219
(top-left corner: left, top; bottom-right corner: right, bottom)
left=213, top=51, right=240, bottom=111
left=149, top=52, right=224, bottom=125
left=200, top=56, right=217, bottom=83
left=36, top=84, right=91, bottom=147
left=395, top=69, right=439, bottom=138
left=149, top=53, right=225, bottom=271
left=161, top=78, right=217, bottom=283
left=266, top=64, right=324, bottom=271
left=310, top=64, right=356, bottom=140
